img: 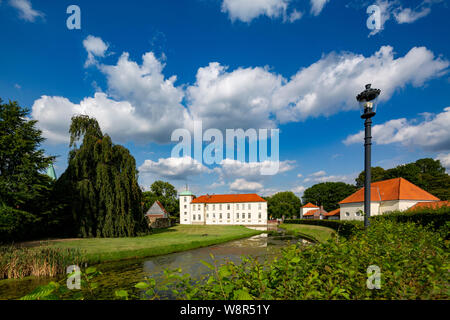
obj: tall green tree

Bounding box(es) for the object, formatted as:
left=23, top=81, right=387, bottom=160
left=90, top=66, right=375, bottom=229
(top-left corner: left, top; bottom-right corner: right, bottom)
left=0, top=99, right=56, bottom=242
left=266, top=191, right=302, bottom=219
left=57, top=115, right=146, bottom=238
left=142, top=180, right=179, bottom=217
left=355, top=167, right=386, bottom=188
left=302, top=182, right=357, bottom=212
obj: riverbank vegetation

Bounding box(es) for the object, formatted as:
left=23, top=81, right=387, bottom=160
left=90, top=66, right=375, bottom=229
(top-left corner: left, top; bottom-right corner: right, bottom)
left=13, top=225, right=262, bottom=265
left=0, top=246, right=84, bottom=280
left=22, top=218, right=449, bottom=300
left=279, top=224, right=336, bottom=243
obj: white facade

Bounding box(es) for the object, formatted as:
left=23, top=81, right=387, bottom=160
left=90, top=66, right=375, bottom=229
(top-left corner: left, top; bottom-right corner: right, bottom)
left=180, top=195, right=268, bottom=226
left=340, top=200, right=436, bottom=221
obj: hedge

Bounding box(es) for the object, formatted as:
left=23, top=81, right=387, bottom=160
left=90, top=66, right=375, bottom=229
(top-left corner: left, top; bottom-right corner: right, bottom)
left=372, top=206, right=449, bottom=230
left=283, top=219, right=364, bottom=238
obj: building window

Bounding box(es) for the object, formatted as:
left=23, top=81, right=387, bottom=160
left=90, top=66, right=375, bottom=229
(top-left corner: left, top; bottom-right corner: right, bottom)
left=258, top=213, right=261, bottom=219
left=346, top=212, right=350, bottom=217
left=184, top=197, right=186, bottom=202
left=213, top=213, right=215, bottom=218
left=198, top=214, right=201, bottom=220
left=227, top=204, right=230, bottom=210
left=184, top=205, right=187, bottom=209
left=206, top=205, right=208, bottom=210
left=184, top=212, right=187, bottom=215
left=193, top=215, right=196, bottom=221
left=248, top=204, right=251, bottom=210
left=248, top=213, right=251, bottom=219
left=219, top=204, right=222, bottom=210
left=184, top=219, right=187, bottom=222
left=258, top=203, right=261, bottom=209
left=213, top=204, right=215, bottom=210
left=236, top=212, right=239, bottom=219
left=219, top=213, right=222, bottom=219
left=227, top=212, right=230, bottom=219
left=236, top=204, right=239, bottom=210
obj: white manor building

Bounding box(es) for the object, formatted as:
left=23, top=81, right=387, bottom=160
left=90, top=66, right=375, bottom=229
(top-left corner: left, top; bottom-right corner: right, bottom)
left=179, top=190, right=268, bottom=226
left=339, top=177, right=440, bottom=221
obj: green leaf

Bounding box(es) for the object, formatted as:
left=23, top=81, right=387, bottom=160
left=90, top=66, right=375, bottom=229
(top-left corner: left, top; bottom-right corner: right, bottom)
left=115, top=290, right=129, bottom=300
left=200, top=260, right=214, bottom=270
left=135, top=282, right=150, bottom=289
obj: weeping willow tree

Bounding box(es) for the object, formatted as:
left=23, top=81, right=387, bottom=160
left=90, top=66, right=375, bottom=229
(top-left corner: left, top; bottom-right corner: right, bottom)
left=57, top=115, right=146, bottom=238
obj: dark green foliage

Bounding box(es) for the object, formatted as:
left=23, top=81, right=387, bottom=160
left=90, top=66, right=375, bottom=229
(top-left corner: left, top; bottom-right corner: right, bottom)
left=266, top=191, right=302, bottom=219
left=0, top=99, right=60, bottom=242
left=284, top=219, right=364, bottom=238
left=356, top=158, right=450, bottom=200
left=165, top=219, right=449, bottom=300
left=372, top=207, right=450, bottom=234
left=302, top=182, right=357, bottom=212
left=143, top=180, right=179, bottom=217
left=57, top=115, right=146, bottom=238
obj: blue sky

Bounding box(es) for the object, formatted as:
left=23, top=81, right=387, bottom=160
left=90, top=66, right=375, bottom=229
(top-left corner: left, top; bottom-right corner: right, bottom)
left=1, top=0, right=449, bottom=197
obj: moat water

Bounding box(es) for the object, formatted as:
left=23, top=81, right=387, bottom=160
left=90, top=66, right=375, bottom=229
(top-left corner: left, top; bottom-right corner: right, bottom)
left=0, top=231, right=310, bottom=300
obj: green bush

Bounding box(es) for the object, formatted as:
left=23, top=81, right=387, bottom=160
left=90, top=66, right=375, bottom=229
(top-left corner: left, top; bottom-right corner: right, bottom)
left=283, top=219, right=364, bottom=238
left=174, top=219, right=449, bottom=300
left=372, top=206, right=450, bottom=232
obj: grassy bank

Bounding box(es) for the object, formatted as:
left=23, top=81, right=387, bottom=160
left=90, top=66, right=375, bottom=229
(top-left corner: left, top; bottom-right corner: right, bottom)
left=38, top=225, right=262, bottom=264
left=279, top=223, right=336, bottom=243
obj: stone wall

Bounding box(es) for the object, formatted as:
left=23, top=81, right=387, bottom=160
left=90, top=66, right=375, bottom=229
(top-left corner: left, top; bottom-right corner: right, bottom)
left=148, top=217, right=172, bottom=229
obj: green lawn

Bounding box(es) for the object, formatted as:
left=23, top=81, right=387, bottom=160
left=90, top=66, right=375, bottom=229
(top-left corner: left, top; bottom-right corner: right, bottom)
left=279, top=224, right=336, bottom=243
left=40, top=225, right=262, bottom=264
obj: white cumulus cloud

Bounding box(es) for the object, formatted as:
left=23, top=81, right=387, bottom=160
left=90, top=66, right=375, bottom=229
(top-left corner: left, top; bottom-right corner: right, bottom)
left=310, top=0, right=330, bottom=16
left=436, top=153, right=450, bottom=172
left=230, top=178, right=263, bottom=192
left=83, top=35, right=109, bottom=67
left=344, top=107, right=450, bottom=152
left=9, top=0, right=43, bottom=22
left=139, top=156, right=211, bottom=180
left=221, top=0, right=302, bottom=23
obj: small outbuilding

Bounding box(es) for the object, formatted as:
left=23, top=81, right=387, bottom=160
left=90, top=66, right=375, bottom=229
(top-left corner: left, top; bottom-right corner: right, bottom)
left=145, top=201, right=171, bottom=228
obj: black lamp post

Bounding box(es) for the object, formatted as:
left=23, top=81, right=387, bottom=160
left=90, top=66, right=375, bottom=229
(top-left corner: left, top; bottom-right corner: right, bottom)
left=356, top=84, right=381, bottom=228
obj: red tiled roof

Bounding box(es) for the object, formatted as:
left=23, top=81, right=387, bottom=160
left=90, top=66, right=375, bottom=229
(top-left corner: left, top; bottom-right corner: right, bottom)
left=302, top=202, right=319, bottom=208
left=303, top=209, right=318, bottom=216
left=191, top=193, right=266, bottom=204
left=408, top=200, right=449, bottom=211
left=339, top=178, right=439, bottom=204
left=324, top=208, right=340, bottom=216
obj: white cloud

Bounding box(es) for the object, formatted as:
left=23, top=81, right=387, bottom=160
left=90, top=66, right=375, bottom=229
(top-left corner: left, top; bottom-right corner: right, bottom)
left=273, top=46, right=449, bottom=122
left=229, top=178, right=263, bottom=192
left=83, top=35, right=109, bottom=67
left=368, top=0, right=442, bottom=36
left=310, top=0, right=330, bottom=16
left=187, top=62, right=282, bottom=131
left=139, top=156, right=211, bottom=180
left=217, top=159, right=295, bottom=181
left=344, top=107, right=450, bottom=152
left=297, top=173, right=303, bottom=178
left=313, top=174, right=356, bottom=183
left=14, top=83, right=21, bottom=89
left=436, top=153, right=450, bottom=172
left=9, top=0, right=43, bottom=22
left=221, top=0, right=289, bottom=23
left=33, top=45, right=190, bottom=144
left=292, top=185, right=306, bottom=195
left=33, top=38, right=448, bottom=146
left=310, top=170, right=326, bottom=177
left=394, top=6, right=431, bottom=23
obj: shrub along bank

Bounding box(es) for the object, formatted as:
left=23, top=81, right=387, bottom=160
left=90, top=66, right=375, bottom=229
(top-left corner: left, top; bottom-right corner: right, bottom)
left=23, top=218, right=450, bottom=300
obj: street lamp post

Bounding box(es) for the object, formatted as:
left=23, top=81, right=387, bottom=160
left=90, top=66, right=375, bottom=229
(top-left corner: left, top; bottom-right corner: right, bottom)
left=356, top=84, right=381, bottom=228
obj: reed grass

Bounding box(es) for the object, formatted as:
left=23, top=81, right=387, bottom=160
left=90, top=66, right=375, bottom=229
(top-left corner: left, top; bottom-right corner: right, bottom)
left=0, top=245, right=85, bottom=280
